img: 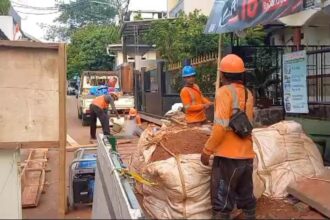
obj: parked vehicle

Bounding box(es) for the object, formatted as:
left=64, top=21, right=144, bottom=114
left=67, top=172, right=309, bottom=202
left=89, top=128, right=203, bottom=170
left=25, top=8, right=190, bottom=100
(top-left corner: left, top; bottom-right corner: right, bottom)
left=67, top=79, right=78, bottom=95
left=77, top=71, right=134, bottom=126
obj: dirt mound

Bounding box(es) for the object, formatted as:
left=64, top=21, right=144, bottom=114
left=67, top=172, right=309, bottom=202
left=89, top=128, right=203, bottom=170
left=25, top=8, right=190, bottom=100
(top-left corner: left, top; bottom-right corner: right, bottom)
left=150, top=129, right=210, bottom=162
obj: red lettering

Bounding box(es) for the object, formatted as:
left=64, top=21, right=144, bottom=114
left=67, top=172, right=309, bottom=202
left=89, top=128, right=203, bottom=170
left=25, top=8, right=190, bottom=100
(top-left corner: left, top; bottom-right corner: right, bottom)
left=247, top=0, right=258, bottom=18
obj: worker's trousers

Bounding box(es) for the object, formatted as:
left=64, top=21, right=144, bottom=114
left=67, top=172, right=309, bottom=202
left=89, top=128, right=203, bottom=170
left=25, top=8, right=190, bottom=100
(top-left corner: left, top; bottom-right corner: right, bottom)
left=90, top=104, right=110, bottom=139
left=211, top=157, right=256, bottom=216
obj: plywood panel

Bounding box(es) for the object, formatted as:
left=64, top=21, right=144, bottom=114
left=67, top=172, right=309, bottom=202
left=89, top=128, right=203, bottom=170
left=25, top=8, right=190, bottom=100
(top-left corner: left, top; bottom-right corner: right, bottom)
left=287, top=171, right=330, bottom=218
left=0, top=149, right=22, bottom=219
left=0, top=46, right=59, bottom=142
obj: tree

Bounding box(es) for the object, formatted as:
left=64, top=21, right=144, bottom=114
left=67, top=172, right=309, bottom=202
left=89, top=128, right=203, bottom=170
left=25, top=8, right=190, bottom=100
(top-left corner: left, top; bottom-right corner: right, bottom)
left=144, top=11, right=225, bottom=63
left=145, top=11, right=268, bottom=94
left=0, top=0, right=11, bottom=15
left=133, top=12, right=143, bottom=21
left=67, top=24, right=120, bottom=79
left=171, top=63, right=218, bottom=94
left=56, top=0, right=116, bottom=28
left=41, top=0, right=129, bottom=41
left=239, top=25, right=266, bottom=46
left=251, top=48, right=280, bottom=98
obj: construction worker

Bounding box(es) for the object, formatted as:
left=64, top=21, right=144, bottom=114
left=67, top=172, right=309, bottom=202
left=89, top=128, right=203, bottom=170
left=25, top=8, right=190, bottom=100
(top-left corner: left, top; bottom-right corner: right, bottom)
left=128, top=108, right=142, bottom=125
left=201, top=54, right=256, bottom=219
left=90, top=93, right=118, bottom=141
left=180, top=65, right=213, bottom=125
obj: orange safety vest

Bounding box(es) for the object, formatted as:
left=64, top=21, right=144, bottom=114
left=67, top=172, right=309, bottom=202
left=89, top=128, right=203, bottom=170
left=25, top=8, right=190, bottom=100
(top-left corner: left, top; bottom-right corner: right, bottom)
left=203, top=83, right=255, bottom=159
left=180, top=84, right=211, bottom=123
left=92, top=95, right=109, bottom=110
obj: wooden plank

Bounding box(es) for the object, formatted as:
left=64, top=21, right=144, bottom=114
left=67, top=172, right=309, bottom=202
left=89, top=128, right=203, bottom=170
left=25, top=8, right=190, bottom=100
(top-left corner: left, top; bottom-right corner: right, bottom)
left=25, top=149, right=48, bottom=168
left=0, top=141, right=59, bottom=149
left=66, top=134, right=78, bottom=146
left=139, top=113, right=163, bottom=126
left=287, top=173, right=330, bottom=218
left=0, top=40, right=59, bottom=49
left=21, top=148, right=48, bottom=208
left=65, top=140, right=132, bottom=152
left=66, top=144, right=98, bottom=152
left=22, top=169, right=45, bottom=208
left=58, top=43, right=67, bottom=217
left=0, top=45, right=60, bottom=144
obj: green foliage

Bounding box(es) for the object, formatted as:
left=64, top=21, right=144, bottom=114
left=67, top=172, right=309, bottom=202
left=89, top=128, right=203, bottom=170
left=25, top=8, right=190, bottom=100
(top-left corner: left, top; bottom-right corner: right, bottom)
left=240, top=25, right=267, bottom=46
left=0, top=0, right=11, bottom=15
left=56, top=0, right=116, bottom=28
left=41, top=0, right=129, bottom=41
left=133, top=12, right=143, bottom=21
left=250, top=48, right=280, bottom=98
left=171, top=63, right=217, bottom=94
left=40, top=23, right=71, bottom=42
left=67, top=24, right=120, bottom=79
left=144, top=11, right=226, bottom=63
left=144, top=10, right=267, bottom=94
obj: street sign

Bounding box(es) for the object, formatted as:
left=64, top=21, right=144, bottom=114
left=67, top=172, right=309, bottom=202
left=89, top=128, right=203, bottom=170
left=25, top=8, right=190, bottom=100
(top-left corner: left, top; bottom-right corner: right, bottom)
left=205, top=0, right=304, bottom=34
left=283, top=50, right=309, bottom=114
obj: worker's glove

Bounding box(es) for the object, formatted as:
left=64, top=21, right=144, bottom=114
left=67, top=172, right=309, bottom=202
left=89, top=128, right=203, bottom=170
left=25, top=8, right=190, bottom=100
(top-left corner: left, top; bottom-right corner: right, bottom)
left=110, top=93, right=119, bottom=101
left=201, top=151, right=211, bottom=166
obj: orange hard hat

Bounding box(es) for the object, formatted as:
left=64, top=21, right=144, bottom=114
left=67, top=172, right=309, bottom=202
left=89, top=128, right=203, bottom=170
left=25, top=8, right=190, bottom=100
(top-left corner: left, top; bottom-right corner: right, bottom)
left=219, top=54, right=245, bottom=74
left=129, top=108, right=137, bottom=117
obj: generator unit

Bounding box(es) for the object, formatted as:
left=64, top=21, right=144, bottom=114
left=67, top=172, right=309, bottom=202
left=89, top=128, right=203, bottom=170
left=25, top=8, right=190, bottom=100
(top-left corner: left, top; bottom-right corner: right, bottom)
left=68, top=148, right=97, bottom=209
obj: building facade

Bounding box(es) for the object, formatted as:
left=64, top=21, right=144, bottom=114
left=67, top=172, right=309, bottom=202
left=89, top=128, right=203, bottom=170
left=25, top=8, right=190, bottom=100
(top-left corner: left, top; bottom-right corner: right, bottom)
left=167, top=0, right=214, bottom=17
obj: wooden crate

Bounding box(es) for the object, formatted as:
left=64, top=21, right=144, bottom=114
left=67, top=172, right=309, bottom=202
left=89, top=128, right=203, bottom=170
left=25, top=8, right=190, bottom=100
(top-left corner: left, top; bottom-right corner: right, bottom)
left=0, top=41, right=66, bottom=148
left=0, top=41, right=67, bottom=216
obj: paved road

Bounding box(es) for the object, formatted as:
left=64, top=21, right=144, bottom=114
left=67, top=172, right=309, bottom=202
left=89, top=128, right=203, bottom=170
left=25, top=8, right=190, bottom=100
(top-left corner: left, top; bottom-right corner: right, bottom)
left=67, top=95, right=91, bottom=145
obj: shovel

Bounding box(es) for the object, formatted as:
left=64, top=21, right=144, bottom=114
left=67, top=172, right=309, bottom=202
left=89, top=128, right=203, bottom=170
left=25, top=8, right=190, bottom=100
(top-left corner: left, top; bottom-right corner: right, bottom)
left=109, top=98, right=124, bottom=133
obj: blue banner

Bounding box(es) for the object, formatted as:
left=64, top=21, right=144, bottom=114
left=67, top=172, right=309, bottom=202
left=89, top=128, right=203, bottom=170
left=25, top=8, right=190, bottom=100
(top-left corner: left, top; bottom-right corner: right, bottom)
left=205, top=0, right=304, bottom=34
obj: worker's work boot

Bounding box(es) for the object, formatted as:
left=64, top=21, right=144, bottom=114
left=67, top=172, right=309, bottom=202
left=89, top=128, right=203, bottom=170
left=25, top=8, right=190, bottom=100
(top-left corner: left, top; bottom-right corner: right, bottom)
left=212, top=211, right=231, bottom=220
left=242, top=208, right=256, bottom=219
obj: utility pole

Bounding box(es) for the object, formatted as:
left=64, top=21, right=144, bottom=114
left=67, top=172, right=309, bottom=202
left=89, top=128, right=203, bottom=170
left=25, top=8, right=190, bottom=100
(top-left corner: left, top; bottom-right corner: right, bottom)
left=216, top=34, right=223, bottom=93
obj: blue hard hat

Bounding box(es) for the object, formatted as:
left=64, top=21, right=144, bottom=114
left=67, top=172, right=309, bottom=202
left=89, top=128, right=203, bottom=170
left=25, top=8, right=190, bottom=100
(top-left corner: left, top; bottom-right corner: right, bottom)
left=182, top=65, right=196, bottom=78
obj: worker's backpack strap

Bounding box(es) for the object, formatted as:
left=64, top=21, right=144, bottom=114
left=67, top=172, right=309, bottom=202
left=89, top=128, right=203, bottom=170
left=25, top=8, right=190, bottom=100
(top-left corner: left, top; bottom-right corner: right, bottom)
left=227, top=84, right=253, bottom=138
left=213, top=85, right=237, bottom=129
left=214, top=117, right=230, bottom=127
left=226, top=84, right=240, bottom=112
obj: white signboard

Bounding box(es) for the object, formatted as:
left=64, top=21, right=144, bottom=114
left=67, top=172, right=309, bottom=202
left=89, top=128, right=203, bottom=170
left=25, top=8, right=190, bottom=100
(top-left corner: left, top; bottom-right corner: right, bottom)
left=283, top=50, right=309, bottom=113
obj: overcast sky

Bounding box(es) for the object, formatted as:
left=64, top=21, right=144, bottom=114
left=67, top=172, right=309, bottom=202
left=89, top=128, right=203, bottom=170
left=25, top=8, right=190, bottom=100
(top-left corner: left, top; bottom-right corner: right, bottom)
left=11, top=0, right=167, bottom=42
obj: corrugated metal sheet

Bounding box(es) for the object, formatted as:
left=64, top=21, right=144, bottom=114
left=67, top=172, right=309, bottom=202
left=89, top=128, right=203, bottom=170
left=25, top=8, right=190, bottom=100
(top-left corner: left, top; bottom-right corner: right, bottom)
left=92, top=135, right=144, bottom=219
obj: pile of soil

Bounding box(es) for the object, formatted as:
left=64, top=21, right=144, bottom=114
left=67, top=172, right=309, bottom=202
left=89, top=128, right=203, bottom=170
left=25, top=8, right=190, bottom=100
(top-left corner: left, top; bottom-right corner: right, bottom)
left=236, top=196, right=324, bottom=219
left=150, top=129, right=210, bottom=162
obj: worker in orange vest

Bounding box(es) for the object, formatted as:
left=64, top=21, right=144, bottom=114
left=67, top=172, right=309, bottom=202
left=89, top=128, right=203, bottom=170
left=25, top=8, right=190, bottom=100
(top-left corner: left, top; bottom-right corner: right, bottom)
left=90, top=94, right=118, bottom=141
left=128, top=108, right=142, bottom=125
left=180, top=65, right=213, bottom=125
left=201, top=54, right=256, bottom=219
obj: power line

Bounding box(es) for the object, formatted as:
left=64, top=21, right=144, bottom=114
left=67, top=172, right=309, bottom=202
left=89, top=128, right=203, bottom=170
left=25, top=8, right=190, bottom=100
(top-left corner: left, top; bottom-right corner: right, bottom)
left=13, top=0, right=120, bottom=17
left=14, top=10, right=60, bottom=15
left=11, top=1, right=58, bottom=10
